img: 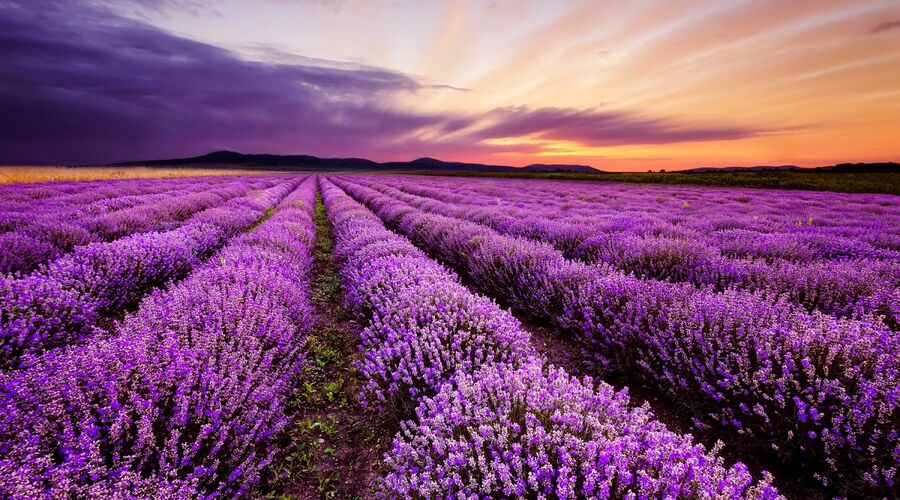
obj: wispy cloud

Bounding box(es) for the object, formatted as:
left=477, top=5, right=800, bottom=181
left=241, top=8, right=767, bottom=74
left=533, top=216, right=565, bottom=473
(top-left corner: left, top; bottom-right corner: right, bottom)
left=870, top=19, right=900, bottom=33
left=467, top=107, right=756, bottom=146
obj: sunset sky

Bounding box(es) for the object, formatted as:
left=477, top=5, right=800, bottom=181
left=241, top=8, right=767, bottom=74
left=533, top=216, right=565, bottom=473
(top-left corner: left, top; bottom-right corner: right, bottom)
left=2, top=0, right=899, bottom=170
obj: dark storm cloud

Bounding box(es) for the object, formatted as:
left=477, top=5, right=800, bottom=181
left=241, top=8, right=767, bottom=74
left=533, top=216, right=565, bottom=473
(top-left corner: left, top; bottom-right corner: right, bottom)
left=0, top=0, right=438, bottom=164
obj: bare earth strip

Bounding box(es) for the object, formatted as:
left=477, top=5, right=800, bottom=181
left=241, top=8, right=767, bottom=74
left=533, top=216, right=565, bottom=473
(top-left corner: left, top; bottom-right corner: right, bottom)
left=267, top=187, right=398, bottom=499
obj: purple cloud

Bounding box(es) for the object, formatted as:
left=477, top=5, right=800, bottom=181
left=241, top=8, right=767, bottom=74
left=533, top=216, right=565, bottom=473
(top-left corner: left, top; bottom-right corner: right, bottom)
left=467, top=106, right=755, bottom=146
left=870, top=19, right=900, bottom=34
left=0, top=0, right=441, bottom=164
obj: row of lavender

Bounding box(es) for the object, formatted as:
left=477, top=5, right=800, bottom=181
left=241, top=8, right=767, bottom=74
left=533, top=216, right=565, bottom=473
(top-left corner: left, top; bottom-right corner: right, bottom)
left=321, top=178, right=779, bottom=498
left=0, top=175, right=268, bottom=274
left=0, top=174, right=283, bottom=214
left=367, top=176, right=899, bottom=327
left=333, top=176, right=899, bottom=496
left=1, top=175, right=287, bottom=275
left=0, top=177, right=317, bottom=497
left=0, top=175, right=226, bottom=206
left=385, top=175, right=900, bottom=259
left=1, top=179, right=302, bottom=370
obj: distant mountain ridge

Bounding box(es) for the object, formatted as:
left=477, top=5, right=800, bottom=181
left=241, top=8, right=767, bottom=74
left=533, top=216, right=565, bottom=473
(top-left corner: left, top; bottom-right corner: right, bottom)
left=113, top=151, right=899, bottom=174
left=114, top=151, right=602, bottom=174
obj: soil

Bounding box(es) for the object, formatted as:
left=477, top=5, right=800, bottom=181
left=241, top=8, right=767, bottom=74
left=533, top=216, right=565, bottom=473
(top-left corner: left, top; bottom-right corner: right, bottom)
left=266, top=190, right=398, bottom=499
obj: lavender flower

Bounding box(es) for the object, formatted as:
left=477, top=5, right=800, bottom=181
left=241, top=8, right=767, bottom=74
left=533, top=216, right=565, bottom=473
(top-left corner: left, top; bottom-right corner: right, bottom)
left=383, top=360, right=780, bottom=499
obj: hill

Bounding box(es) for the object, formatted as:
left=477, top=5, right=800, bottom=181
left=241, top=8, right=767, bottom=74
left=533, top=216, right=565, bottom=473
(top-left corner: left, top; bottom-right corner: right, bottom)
left=114, top=151, right=603, bottom=174
left=110, top=152, right=899, bottom=194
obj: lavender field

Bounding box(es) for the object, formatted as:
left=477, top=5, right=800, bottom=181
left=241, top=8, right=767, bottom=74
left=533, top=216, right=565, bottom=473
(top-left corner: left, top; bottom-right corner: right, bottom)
left=1, top=173, right=897, bottom=499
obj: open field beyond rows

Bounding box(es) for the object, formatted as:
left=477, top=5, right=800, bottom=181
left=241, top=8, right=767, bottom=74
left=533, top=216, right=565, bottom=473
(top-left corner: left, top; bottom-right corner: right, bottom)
left=0, top=166, right=263, bottom=184
left=1, top=173, right=897, bottom=499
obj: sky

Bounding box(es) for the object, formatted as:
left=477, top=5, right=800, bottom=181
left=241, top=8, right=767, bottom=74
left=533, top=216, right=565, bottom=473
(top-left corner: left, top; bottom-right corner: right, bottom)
left=1, top=0, right=899, bottom=170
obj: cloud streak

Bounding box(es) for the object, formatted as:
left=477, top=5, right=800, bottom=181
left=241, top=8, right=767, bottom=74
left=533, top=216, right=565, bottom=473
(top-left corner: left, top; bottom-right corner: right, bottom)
left=469, top=107, right=755, bottom=145
left=870, top=19, right=900, bottom=33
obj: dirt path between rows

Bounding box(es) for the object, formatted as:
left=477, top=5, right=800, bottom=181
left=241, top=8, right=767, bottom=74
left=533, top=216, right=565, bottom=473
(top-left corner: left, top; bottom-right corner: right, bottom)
left=267, top=189, right=397, bottom=499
